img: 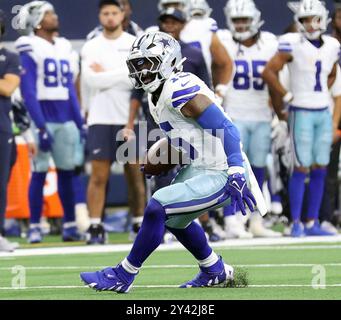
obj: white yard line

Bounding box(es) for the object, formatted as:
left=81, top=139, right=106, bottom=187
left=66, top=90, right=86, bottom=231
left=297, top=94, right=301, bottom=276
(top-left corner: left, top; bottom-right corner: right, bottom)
left=0, top=263, right=341, bottom=270
left=0, top=284, right=340, bottom=290
left=1, top=235, right=341, bottom=258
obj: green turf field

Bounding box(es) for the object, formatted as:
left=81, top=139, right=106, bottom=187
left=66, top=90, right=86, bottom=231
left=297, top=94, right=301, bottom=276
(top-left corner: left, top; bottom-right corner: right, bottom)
left=0, top=238, right=341, bottom=300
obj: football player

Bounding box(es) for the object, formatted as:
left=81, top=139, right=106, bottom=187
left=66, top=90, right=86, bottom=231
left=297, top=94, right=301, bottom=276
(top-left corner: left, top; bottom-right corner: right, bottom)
left=15, top=1, right=85, bottom=243
left=218, top=0, right=281, bottom=238
left=181, top=0, right=234, bottom=98
left=262, top=0, right=339, bottom=236
left=80, top=31, right=263, bottom=293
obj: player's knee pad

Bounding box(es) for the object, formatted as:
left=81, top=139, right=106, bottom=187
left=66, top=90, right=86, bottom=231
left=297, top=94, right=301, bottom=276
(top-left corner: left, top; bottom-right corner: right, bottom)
left=144, top=198, right=166, bottom=223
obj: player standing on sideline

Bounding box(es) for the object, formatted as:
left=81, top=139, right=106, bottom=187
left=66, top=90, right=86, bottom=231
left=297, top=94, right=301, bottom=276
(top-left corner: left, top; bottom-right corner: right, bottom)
left=0, top=10, right=21, bottom=251
left=80, top=31, right=262, bottom=293
left=81, top=0, right=145, bottom=244
left=262, top=0, right=339, bottom=237
left=318, top=6, right=341, bottom=233
left=181, top=0, right=234, bottom=101
left=15, top=1, right=85, bottom=243
left=86, top=0, right=144, bottom=40
left=218, top=0, right=281, bottom=238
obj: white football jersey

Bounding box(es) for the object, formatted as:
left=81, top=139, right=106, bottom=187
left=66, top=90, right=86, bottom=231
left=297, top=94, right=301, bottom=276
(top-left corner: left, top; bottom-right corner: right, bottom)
left=148, top=72, right=228, bottom=171
left=217, top=30, right=278, bottom=122
left=15, top=35, right=75, bottom=101
left=181, top=17, right=217, bottom=83
left=278, top=33, right=340, bottom=109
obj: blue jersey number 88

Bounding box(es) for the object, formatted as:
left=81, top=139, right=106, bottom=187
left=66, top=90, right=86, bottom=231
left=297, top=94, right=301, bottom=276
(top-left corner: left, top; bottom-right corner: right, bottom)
left=233, top=60, right=267, bottom=91
left=44, top=58, right=70, bottom=88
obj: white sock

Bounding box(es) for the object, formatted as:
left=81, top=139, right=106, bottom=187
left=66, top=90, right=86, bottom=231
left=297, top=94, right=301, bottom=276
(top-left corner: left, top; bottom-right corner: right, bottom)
left=63, top=221, right=77, bottom=228
left=198, top=251, right=219, bottom=268
left=306, top=220, right=314, bottom=229
left=132, top=217, right=143, bottom=225
left=90, top=218, right=101, bottom=225
left=29, top=223, right=40, bottom=229
left=121, top=257, right=140, bottom=274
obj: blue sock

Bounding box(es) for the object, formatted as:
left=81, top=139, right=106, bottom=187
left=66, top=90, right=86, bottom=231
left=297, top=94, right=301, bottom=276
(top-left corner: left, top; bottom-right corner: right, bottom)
left=29, top=172, right=47, bottom=224
left=57, top=170, right=76, bottom=224
left=167, top=221, right=212, bottom=261
left=127, top=198, right=166, bottom=268
left=73, top=174, right=86, bottom=204
left=307, top=168, right=327, bottom=221
left=289, top=171, right=306, bottom=222
left=252, top=166, right=265, bottom=189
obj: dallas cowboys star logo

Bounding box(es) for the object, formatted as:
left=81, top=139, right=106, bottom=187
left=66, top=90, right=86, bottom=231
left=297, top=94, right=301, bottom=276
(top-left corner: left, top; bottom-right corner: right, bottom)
left=158, top=38, right=171, bottom=48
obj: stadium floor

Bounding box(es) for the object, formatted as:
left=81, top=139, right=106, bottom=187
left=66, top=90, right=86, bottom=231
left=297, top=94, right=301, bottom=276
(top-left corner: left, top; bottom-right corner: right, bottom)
left=0, top=235, right=341, bottom=300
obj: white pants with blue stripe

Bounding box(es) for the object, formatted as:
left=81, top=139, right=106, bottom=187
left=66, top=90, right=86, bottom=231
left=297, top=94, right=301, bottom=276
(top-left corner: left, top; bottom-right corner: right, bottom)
left=32, top=121, right=81, bottom=172
left=153, top=165, right=230, bottom=229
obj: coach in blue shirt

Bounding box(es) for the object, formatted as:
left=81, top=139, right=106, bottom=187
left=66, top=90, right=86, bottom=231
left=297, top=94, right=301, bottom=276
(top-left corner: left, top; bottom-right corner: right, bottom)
left=0, top=10, right=21, bottom=251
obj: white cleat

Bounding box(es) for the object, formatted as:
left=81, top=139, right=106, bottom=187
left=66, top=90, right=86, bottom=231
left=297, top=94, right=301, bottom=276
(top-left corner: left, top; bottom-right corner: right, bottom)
left=320, top=221, right=339, bottom=235
left=209, top=218, right=226, bottom=240
left=249, top=214, right=282, bottom=238
left=224, top=215, right=253, bottom=239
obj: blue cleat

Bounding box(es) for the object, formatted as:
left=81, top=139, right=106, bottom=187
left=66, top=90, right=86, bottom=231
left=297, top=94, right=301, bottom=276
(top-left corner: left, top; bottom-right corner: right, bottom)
left=27, top=227, right=43, bottom=244
left=80, top=265, right=135, bottom=293
left=179, top=256, right=234, bottom=288
left=305, top=221, right=336, bottom=236
left=62, top=225, right=83, bottom=242
left=290, top=222, right=305, bottom=237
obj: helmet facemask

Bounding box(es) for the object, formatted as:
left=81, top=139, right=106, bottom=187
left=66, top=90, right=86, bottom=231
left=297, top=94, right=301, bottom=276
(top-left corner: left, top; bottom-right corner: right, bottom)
left=290, top=0, right=330, bottom=40
left=296, top=15, right=327, bottom=39
left=189, top=0, right=212, bottom=19
left=126, top=32, right=184, bottom=94
left=225, top=0, right=264, bottom=42
left=127, top=56, right=164, bottom=93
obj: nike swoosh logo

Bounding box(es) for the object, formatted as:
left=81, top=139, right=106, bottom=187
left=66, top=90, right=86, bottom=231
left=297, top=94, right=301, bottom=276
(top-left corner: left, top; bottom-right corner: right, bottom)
left=93, top=149, right=101, bottom=154
left=181, top=81, right=190, bottom=87
left=232, top=181, right=241, bottom=190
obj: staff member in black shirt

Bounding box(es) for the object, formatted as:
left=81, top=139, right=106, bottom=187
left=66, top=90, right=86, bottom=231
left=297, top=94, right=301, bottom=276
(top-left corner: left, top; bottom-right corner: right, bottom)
left=0, top=10, right=21, bottom=251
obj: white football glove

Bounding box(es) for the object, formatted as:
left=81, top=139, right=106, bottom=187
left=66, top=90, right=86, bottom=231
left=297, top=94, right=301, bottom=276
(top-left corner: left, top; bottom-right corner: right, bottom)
left=271, top=119, right=289, bottom=152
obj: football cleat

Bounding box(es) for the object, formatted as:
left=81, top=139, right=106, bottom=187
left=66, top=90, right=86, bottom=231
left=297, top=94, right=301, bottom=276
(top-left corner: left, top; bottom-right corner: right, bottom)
left=27, top=226, right=43, bottom=244
left=290, top=222, right=305, bottom=237
left=305, top=221, right=336, bottom=236
left=80, top=265, right=135, bottom=293
left=179, top=256, right=234, bottom=288
left=85, top=224, right=108, bottom=245
left=62, top=225, right=83, bottom=242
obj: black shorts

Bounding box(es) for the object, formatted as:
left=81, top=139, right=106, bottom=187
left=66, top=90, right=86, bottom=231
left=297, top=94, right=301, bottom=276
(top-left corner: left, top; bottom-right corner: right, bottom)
left=86, top=124, right=146, bottom=163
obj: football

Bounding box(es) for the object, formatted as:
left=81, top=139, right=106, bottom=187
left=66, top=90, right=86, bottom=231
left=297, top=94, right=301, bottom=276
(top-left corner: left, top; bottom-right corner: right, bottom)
left=142, top=137, right=182, bottom=176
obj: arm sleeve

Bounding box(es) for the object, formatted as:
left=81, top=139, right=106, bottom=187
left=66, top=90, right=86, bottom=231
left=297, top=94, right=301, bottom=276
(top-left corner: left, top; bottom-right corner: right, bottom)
left=196, top=103, right=243, bottom=168
left=19, top=52, right=46, bottom=130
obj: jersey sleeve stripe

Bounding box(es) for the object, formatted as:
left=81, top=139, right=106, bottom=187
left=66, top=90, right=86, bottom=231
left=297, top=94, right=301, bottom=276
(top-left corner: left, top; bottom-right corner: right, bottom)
left=16, top=45, right=33, bottom=52
left=17, top=49, right=33, bottom=53
left=210, top=23, right=218, bottom=32
left=172, top=85, right=200, bottom=99
left=278, top=48, right=292, bottom=53
left=172, top=94, right=198, bottom=108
